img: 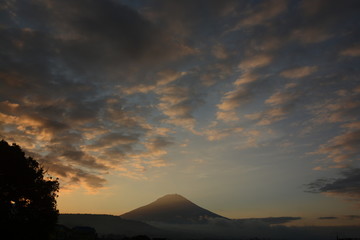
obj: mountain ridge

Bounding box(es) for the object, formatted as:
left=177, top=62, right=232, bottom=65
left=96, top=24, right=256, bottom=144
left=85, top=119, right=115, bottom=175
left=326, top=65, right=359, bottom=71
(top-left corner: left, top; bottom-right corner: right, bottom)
left=58, top=213, right=162, bottom=236
left=121, top=194, right=227, bottom=224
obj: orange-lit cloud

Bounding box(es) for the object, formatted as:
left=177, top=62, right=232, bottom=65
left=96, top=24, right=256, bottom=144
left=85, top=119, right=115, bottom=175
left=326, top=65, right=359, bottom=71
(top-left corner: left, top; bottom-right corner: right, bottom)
left=217, top=88, right=252, bottom=111
left=238, top=55, right=273, bottom=70
left=156, top=85, right=199, bottom=132
left=340, top=45, right=360, bottom=57
left=234, top=72, right=259, bottom=86
left=122, top=70, right=186, bottom=95
left=212, top=43, right=229, bottom=60
left=204, top=127, right=243, bottom=141
left=314, top=126, right=360, bottom=167
left=265, top=91, right=299, bottom=106
left=216, top=111, right=239, bottom=123
left=280, top=66, right=318, bottom=79
left=229, top=0, right=287, bottom=30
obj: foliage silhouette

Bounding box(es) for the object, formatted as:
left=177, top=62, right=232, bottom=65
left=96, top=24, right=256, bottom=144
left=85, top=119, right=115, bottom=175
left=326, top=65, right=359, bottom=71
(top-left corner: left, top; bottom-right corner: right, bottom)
left=0, top=140, right=59, bottom=240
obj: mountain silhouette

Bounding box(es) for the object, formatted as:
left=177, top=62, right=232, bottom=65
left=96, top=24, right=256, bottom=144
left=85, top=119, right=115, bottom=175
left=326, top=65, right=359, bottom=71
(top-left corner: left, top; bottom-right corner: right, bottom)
left=121, top=194, right=226, bottom=224
left=58, top=214, right=162, bottom=236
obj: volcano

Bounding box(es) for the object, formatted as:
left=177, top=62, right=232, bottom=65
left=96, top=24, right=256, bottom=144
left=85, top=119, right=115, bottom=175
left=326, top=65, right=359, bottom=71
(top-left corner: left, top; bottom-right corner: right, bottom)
left=121, top=194, right=226, bottom=224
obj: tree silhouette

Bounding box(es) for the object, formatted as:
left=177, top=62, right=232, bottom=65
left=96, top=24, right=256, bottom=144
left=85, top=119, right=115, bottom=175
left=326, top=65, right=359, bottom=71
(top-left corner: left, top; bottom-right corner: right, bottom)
left=0, top=140, right=59, bottom=240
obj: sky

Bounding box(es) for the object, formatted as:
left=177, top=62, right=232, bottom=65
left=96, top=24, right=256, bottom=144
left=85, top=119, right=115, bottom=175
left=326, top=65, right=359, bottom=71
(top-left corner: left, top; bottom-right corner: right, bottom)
left=0, top=0, right=360, bottom=226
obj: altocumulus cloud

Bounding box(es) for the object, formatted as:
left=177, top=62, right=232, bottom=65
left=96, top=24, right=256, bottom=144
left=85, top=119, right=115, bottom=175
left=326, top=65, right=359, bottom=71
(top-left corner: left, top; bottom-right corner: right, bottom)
left=0, top=0, right=195, bottom=190
left=1, top=0, right=360, bottom=196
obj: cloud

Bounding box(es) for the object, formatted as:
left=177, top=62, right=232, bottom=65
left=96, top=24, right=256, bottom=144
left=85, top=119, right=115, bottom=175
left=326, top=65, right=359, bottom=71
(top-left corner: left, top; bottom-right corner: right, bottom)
left=0, top=0, right=238, bottom=188
left=309, top=90, right=360, bottom=125
left=0, top=0, right=195, bottom=90
left=212, top=43, right=228, bottom=60
left=217, top=87, right=252, bottom=111
left=1, top=0, right=359, bottom=195
left=200, top=63, right=233, bottom=87
left=216, top=111, right=239, bottom=123
left=307, top=88, right=360, bottom=169
left=149, top=217, right=350, bottom=240
left=257, top=108, right=288, bottom=126
left=229, top=0, right=287, bottom=30
left=238, top=54, right=273, bottom=70
left=0, top=0, right=196, bottom=190
left=291, top=27, right=332, bottom=44
left=284, top=0, right=360, bottom=57
left=156, top=85, right=200, bottom=131
left=280, top=66, right=318, bottom=79
left=0, top=101, right=19, bottom=113
left=246, top=107, right=288, bottom=126
left=238, top=129, right=262, bottom=149
left=306, top=168, right=360, bottom=202
left=340, top=45, right=360, bottom=57
left=122, top=70, right=186, bottom=95
left=204, top=127, right=243, bottom=141
left=122, top=136, right=174, bottom=173
left=312, top=122, right=360, bottom=167
left=300, top=0, right=327, bottom=16
left=87, top=133, right=139, bottom=149
left=40, top=158, right=107, bottom=191
left=147, top=127, right=174, bottom=137
left=239, top=217, right=301, bottom=225
left=75, top=170, right=107, bottom=189
left=234, top=72, right=259, bottom=86
left=250, top=36, right=282, bottom=52
left=300, top=0, right=360, bottom=18
left=345, top=215, right=360, bottom=220
left=60, top=149, right=108, bottom=170
left=216, top=71, right=261, bottom=118
left=50, top=0, right=195, bottom=71
left=144, top=136, right=173, bottom=153
left=318, top=217, right=338, bottom=220
left=142, top=1, right=235, bottom=37
left=265, top=91, right=300, bottom=106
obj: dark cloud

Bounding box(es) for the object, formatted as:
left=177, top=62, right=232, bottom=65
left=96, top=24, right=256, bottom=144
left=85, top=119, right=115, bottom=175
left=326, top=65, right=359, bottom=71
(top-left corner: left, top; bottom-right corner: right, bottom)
left=300, top=0, right=360, bottom=22
left=61, top=149, right=108, bottom=171
left=345, top=215, right=360, bottom=220
left=145, top=136, right=173, bottom=152
left=51, top=0, right=179, bottom=75
left=40, top=158, right=107, bottom=189
left=140, top=0, right=242, bottom=39
left=238, top=217, right=301, bottom=225
left=306, top=168, right=360, bottom=202
left=0, top=0, right=196, bottom=92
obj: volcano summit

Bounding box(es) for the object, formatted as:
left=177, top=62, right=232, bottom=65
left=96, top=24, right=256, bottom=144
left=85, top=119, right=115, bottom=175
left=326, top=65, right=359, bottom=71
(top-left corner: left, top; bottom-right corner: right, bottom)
left=121, top=194, right=226, bottom=224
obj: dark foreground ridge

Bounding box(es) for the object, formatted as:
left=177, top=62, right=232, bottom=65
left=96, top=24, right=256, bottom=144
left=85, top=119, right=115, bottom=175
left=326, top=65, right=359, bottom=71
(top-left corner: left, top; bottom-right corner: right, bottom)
left=58, top=214, right=162, bottom=236
left=121, top=194, right=227, bottom=224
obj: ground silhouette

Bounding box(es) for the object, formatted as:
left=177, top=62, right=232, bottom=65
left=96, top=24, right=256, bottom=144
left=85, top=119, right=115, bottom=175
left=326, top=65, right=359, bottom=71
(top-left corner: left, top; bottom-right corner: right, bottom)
left=0, top=139, right=59, bottom=240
